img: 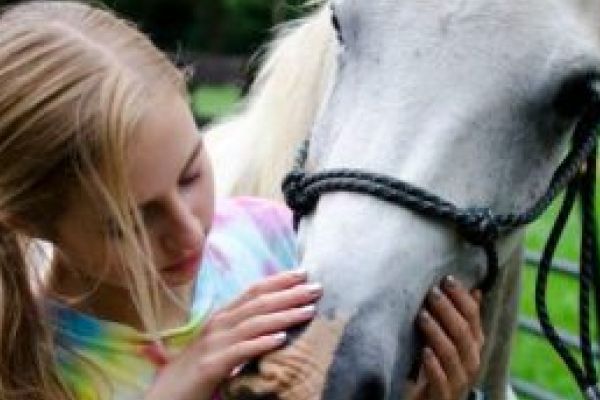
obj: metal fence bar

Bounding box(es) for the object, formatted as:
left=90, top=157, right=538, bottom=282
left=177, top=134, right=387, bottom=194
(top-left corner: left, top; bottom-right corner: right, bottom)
left=524, top=251, right=580, bottom=279
left=517, top=317, right=599, bottom=358
left=511, top=378, right=566, bottom=400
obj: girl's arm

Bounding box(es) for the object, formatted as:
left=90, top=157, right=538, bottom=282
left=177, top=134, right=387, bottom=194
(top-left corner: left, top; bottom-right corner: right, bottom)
left=407, top=276, right=485, bottom=400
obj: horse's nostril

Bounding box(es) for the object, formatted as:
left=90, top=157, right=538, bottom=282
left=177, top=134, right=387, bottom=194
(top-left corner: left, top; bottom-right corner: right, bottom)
left=352, top=373, right=385, bottom=400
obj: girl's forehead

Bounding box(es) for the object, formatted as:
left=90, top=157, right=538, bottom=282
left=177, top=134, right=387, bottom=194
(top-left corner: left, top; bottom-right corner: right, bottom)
left=126, top=95, right=200, bottom=204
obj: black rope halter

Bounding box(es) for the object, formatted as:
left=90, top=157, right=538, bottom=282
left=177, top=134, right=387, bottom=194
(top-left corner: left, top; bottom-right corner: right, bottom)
left=282, top=85, right=600, bottom=399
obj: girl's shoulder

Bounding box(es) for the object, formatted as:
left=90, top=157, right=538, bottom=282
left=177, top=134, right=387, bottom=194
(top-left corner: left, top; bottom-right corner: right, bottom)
left=214, top=196, right=292, bottom=231
left=211, top=197, right=295, bottom=250
left=211, top=196, right=295, bottom=262
left=196, top=197, right=297, bottom=309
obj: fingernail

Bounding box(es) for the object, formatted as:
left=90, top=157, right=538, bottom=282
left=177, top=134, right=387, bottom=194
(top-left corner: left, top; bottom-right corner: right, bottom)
left=305, top=282, right=323, bottom=296
left=443, top=275, right=459, bottom=290
left=423, top=347, right=434, bottom=360
left=418, top=310, right=430, bottom=326
left=272, top=332, right=287, bottom=342
left=230, top=364, right=245, bottom=377
left=299, top=304, right=317, bottom=316
left=291, top=268, right=308, bottom=279
left=428, top=286, right=443, bottom=302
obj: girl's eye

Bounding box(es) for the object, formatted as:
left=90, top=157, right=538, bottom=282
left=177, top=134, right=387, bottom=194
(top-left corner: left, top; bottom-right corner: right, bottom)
left=179, top=171, right=201, bottom=187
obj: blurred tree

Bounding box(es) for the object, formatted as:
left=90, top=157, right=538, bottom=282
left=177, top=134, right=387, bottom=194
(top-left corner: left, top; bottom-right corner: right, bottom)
left=0, top=0, right=311, bottom=54
left=273, top=0, right=286, bottom=23
left=109, top=0, right=308, bottom=54
left=109, top=0, right=202, bottom=50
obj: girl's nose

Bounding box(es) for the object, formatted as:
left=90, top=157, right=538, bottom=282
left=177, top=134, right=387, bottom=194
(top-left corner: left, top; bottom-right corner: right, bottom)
left=160, top=199, right=204, bottom=255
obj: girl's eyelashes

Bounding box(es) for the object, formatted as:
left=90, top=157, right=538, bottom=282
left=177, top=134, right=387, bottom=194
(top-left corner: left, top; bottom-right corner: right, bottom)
left=179, top=150, right=205, bottom=187
left=179, top=170, right=202, bottom=187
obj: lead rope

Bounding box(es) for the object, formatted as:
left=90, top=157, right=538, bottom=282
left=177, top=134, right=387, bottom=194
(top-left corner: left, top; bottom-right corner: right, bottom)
left=534, top=141, right=600, bottom=399
left=283, top=94, right=600, bottom=399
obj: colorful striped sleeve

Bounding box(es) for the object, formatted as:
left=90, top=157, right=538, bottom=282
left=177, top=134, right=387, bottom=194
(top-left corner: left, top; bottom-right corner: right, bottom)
left=193, top=196, right=298, bottom=312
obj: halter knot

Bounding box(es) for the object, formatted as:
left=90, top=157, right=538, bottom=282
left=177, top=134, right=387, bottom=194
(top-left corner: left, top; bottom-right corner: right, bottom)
left=283, top=170, right=317, bottom=229
left=457, top=208, right=500, bottom=246
left=283, top=171, right=307, bottom=208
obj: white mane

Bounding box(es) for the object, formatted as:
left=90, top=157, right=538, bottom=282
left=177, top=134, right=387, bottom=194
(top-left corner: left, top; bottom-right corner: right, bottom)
left=203, top=3, right=336, bottom=200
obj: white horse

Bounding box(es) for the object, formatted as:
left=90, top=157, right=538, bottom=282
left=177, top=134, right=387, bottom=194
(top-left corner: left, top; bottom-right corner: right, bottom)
left=205, top=1, right=600, bottom=399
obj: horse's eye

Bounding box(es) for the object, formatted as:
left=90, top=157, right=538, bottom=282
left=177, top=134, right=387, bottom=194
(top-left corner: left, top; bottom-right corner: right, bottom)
left=331, top=12, right=343, bottom=44
left=554, top=72, right=600, bottom=118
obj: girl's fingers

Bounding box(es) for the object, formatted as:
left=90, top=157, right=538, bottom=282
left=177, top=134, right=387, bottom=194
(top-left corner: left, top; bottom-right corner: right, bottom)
left=418, top=310, right=468, bottom=395
left=441, top=276, right=484, bottom=344
left=405, top=377, right=427, bottom=400
left=203, top=305, right=316, bottom=381
left=212, top=332, right=289, bottom=378
left=405, top=366, right=427, bottom=400
left=221, top=269, right=309, bottom=312
left=422, top=347, right=452, bottom=400
left=219, top=282, right=322, bottom=328
left=425, top=287, right=480, bottom=374
left=233, top=304, right=317, bottom=341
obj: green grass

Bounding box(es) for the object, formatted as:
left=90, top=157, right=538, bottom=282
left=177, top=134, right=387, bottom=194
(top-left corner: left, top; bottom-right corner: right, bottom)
left=191, top=84, right=242, bottom=119
left=513, top=194, right=599, bottom=399
left=195, top=84, right=595, bottom=399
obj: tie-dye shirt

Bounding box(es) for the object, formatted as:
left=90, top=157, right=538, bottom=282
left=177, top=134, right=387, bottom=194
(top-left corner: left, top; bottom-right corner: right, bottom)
left=48, top=197, right=297, bottom=400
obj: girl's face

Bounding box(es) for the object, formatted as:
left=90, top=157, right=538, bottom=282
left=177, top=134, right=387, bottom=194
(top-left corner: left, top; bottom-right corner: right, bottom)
left=52, top=94, right=215, bottom=289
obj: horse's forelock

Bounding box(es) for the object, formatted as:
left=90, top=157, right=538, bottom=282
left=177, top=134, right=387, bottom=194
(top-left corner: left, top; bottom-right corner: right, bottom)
left=205, top=1, right=337, bottom=200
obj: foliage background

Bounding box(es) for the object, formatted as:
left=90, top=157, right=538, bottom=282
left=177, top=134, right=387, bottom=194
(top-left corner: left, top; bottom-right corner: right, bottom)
left=0, top=0, right=307, bottom=54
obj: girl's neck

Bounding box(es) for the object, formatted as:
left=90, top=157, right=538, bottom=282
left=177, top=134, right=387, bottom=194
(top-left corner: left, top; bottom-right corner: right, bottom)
left=46, top=258, right=194, bottom=332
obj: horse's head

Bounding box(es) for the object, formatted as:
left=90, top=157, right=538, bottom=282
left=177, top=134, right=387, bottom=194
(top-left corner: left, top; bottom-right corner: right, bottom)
left=225, top=1, right=600, bottom=399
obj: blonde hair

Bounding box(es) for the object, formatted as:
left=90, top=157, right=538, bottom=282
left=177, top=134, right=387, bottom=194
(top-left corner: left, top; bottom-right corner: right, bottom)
left=0, top=1, right=186, bottom=399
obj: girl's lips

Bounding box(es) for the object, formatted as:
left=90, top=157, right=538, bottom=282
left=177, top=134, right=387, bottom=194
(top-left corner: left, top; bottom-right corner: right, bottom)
left=160, top=252, right=202, bottom=283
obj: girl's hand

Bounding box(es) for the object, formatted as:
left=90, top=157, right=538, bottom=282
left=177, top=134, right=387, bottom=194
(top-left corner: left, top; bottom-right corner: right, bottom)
left=145, top=269, right=322, bottom=400
left=407, top=276, right=485, bottom=400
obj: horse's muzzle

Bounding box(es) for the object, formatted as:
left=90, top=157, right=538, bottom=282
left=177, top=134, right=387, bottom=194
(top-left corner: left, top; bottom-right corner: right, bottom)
left=222, top=316, right=348, bottom=400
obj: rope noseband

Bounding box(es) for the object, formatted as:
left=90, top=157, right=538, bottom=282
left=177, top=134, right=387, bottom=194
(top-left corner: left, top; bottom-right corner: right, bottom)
left=282, top=82, right=600, bottom=399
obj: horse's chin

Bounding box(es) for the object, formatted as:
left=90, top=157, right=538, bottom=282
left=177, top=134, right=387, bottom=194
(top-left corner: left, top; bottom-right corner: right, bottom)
left=222, top=316, right=348, bottom=400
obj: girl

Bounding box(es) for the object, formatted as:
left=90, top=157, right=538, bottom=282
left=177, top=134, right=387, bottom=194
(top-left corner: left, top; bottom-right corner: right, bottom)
left=0, top=2, right=484, bottom=400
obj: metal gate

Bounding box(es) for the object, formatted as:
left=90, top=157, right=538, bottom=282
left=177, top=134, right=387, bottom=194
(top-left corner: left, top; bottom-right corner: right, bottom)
left=510, top=251, right=593, bottom=400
